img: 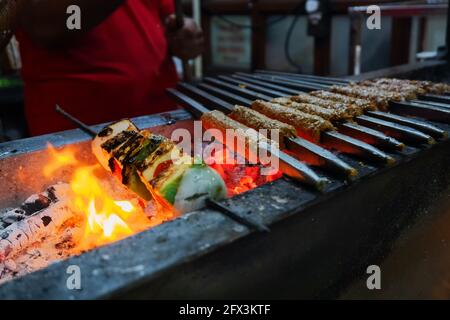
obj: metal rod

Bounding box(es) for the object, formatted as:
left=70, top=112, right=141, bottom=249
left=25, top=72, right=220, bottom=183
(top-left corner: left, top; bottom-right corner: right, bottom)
left=284, top=137, right=358, bottom=178
left=55, top=105, right=97, bottom=137
left=233, top=74, right=301, bottom=95
left=322, top=131, right=396, bottom=166
left=412, top=99, right=450, bottom=109
left=218, top=75, right=288, bottom=97
left=204, top=77, right=273, bottom=101
left=177, top=82, right=233, bottom=113
left=256, top=73, right=347, bottom=87
left=255, top=70, right=350, bottom=84
left=418, top=93, right=450, bottom=105
left=355, top=115, right=435, bottom=145
left=337, top=122, right=405, bottom=151
left=197, top=83, right=253, bottom=107
left=389, top=100, right=450, bottom=124
left=167, top=88, right=209, bottom=118
left=238, top=75, right=442, bottom=144
left=177, top=86, right=358, bottom=178
left=206, top=199, right=270, bottom=233
left=367, top=110, right=448, bottom=140
left=242, top=74, right=327, bottom=92
left=169, top=88, right=328, bottom=189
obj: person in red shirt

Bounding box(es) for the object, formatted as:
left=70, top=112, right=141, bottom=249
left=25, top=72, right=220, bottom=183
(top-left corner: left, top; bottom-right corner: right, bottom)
left=16, top=0, right=203, bottom=136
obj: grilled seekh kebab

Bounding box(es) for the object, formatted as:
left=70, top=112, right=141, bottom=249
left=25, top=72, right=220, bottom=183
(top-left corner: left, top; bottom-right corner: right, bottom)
left=308, top=90, right=447, bottom=139
left=91, top=119, right=227, bottom=214
left=167, top=88, right=332, bottom=186
left=175, top=83, right=396, bottom=167
left=227, top=105, right=357, bottom=177
left=203, top=77, right=413, bottom=150
left=225, top=73, right=437, bottom=144
left=277, top=92, right=436, bottom=145
left=273, top=94, right=406, bottom=149
left=251, top=100, right=395, bottom=165
left=200, top=109, right=328, bottom=189
left=173, top=84, right=386, bottom=176
left=236, top=75, right=450, bottom=127
left=362, top=78, right=450, bottom=95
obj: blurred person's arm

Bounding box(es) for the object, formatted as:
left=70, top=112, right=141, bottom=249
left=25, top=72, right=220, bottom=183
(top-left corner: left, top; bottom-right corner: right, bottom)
left=165, top=15, right=204, bottom=60
left=19, top=0, right=124, bottom=46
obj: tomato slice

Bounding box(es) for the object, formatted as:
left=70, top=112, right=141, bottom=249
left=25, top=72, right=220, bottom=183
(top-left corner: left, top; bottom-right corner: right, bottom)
left=154, top=160, right=173, bottom=178
left=112, top=159, right=123, bottom=181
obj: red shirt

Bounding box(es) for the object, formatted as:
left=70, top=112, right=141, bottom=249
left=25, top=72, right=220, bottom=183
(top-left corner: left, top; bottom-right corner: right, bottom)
left=17, top=0, right=178, bottom=136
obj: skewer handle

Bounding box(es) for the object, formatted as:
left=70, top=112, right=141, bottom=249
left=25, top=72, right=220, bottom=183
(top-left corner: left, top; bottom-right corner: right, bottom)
left=206, top=199, right=270, bottom=233
left=55, top=105, right=97, bottom=137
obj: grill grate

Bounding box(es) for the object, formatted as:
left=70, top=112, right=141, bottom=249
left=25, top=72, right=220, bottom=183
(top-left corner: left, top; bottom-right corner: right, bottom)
left=167, top=71, right=450, bottom=191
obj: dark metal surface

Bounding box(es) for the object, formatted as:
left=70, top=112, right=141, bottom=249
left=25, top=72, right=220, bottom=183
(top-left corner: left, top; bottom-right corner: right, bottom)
left=1, top=65, right=450, bottom=299
left=0, top=123, right=448, bottom=299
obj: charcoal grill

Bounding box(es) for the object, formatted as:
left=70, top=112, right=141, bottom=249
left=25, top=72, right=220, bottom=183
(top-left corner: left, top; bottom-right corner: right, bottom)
left=0, top=62, right=448, bottom=298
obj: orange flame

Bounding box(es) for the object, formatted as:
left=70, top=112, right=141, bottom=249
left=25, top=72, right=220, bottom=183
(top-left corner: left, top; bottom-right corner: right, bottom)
left=70, top=165, right=152, bottom=250
left=43, top=143, right=78, bottom=177
left=44, top=144, right=161, bottom=251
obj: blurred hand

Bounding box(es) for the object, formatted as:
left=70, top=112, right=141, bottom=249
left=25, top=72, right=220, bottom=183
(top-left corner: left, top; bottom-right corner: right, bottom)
left=165, top=15, right=204, bottom=60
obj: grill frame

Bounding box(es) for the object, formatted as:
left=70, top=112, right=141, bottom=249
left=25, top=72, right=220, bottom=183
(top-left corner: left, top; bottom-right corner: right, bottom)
left=0, top=106, right=448, bottom=298
left=0, top=65, right=450, bottom=298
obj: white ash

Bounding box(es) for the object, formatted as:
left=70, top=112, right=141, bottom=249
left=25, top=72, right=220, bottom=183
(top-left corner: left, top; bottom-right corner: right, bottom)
left=0, top=178, right=157, bottom=286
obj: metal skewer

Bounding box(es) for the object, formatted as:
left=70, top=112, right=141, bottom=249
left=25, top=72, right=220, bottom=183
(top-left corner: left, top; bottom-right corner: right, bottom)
left=55, top=105, right=97, bottom=137
left=251, top=73, right=450, bottom=124
left=55, top=104, right=270, bottom=233
left=235, top=74, right=438, bottom=144
left=168, top=88, right=331, bottom=186
left=172, top=86, right=369, bottom=175
left=205, top=78, right=406, bottom=151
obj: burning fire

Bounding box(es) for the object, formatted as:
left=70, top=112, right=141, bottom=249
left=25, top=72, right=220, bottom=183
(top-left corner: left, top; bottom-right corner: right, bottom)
left=43, top=143, right=78, bottom=178
left=70, top=165, right=152, bottom=250
left=43, top=144, right=169, bottom=252
left=41, top=142, right=278, bottom=252
left=207, top=146, right=282, bottom=196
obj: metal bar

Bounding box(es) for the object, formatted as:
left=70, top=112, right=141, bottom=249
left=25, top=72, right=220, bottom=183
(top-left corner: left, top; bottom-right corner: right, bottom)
left=284, top=137, right=358, bottom=178
left=233, top=73, right=302, bottom=95
left=177, top=82, right=233, bottom=113
left=389, top=100, right=450, bottom=124
left=355, top=115, right=435, bottom=145
left=169, top=88, right=328, bottom=190
left=204, top=77, right=273, bottom=101
left=260, top=143, right=328, bottom=190
left=244, top=74, right=327, bottom=92
left=217, top=75, right=287, bottom=97
left=206, top=199, right=270, bottom=233
left=55, top=105, right=97, bottom=137
left=197, top=83, right=253, bottom=107
left=367, top=111, right=448, bottom=140
left=200, top=79, right=403, bottom=163
left=418, top=94, right=450, bottom=104
left=411, top=99, right=450, bottom=109
left=57, top=100, right=271, bottom=234
left=337, top=122, right=405, bottom=151
left=234, top=76, right=419, bottom=149
left=254, top=72, right=349, bottom=87
left=166, top=88, right=209, bottom=118
left=255, top=70, right=350, bottom=84
left=322, top=131, right=395, bottom=166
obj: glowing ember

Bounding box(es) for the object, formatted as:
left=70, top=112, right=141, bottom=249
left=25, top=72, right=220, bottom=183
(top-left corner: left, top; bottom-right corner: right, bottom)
left=206, top=146, right=282, bottom=196
left=43, top=144, right=171, bottom=252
